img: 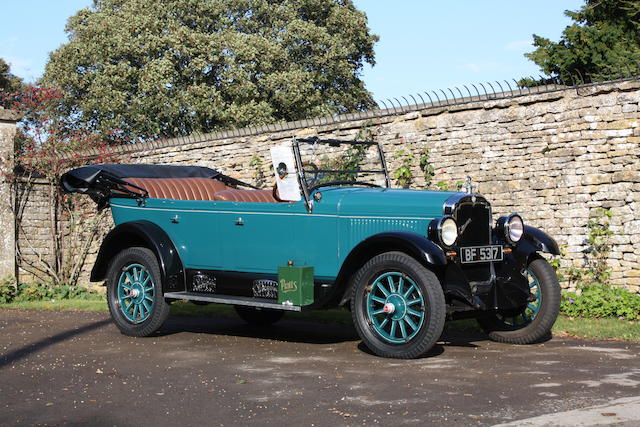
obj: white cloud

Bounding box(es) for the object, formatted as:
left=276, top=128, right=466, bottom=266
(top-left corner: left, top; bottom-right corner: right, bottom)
left=505, top=40, right=532, bottom=52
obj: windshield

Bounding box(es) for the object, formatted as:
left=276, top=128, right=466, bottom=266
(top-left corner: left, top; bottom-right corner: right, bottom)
left=293, top=138, right=390, bottom=194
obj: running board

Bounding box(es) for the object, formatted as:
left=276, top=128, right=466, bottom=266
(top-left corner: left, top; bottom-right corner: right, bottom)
left=163, top=292, right=302, bottom=312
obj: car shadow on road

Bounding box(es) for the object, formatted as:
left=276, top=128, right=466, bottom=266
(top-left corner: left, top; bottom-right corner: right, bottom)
left=157, top=314, right=494, bottom=352
left=158, top=315, right=361, bottom=344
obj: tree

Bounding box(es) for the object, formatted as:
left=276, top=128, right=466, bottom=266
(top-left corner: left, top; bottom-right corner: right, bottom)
left=525, top=0, right=640, bottom=83
left=0, top=59, right=23, bottom=105
left=1, top=86, right=120, bottom=287
left=43, top=0, right=378, bottom=141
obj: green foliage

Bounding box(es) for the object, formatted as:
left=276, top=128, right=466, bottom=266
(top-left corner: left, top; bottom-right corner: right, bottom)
left=249, top=155, right=266, bottom=188
left=392, top=150, right=414, bottom=189
left=43, top=0, right=378, bottom=141
left=561, top=284, right=640, bottom=320
left=434, top=178, right=464, bottom=192
left=584, top=208, right=613, bottom=285
left=418, top=149, right=435, bottom=188
left=0, top=277, right=17, bottom=304
left=0, top=58, right=23, bottom=99
left=0, top=280, right=104, bottom=304
left=525, top=0, right=640, bottom=82
left=550, top=209, right=614, bottom=288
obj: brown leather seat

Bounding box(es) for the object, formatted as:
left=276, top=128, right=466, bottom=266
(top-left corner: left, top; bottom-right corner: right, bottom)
left=214, top=189, right=279, bottom=203
left=124, top=177, right=228, bottom=201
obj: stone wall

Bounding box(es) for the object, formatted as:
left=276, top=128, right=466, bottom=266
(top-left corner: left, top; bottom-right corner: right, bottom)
left=14, top=79, right=640, bottom=290
left=0, top=108, right=22, bottom=279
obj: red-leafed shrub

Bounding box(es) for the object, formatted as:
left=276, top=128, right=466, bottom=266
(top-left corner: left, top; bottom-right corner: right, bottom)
left=1, top=85, right=125, bottom=288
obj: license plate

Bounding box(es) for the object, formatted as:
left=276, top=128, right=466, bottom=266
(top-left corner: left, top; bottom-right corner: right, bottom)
left=460, top=245, right=503, bottom=264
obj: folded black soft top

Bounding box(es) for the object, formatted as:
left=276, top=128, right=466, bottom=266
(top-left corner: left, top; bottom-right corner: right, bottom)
left=60, top=164, right=255, bottom=209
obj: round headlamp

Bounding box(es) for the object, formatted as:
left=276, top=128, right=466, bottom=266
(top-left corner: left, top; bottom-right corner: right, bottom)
left=430, top=216, right=458, bottom=248
left=497, top=214, right=524, bottom=244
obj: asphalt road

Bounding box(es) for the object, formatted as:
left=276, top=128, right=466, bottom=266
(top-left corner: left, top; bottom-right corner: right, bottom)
left=1, top=309, right=639, bottom=426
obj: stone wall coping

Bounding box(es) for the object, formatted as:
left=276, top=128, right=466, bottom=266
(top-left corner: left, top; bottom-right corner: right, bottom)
left=61, top=77, right=640, bottom=160
left=0, top=108, right=23, bottom=122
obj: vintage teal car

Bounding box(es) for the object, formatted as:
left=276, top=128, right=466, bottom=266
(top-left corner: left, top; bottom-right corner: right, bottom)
left=61, top=137, right=561, bottom=358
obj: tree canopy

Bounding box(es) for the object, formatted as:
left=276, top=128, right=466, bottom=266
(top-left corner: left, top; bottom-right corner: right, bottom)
left=526, top=0, right=640, bottom=83
left=43, top=0, right=378, bottom=141
left=0, top=58, right=23, bottom=104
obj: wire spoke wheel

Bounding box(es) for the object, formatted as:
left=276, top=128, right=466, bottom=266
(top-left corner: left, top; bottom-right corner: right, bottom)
left=366, top=272, right=426, bottom=344
left=117, top=263, right=155, bottom=324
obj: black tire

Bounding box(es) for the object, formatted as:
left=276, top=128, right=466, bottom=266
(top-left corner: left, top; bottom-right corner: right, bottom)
left=106, top=247, right=170, bottom=337
left=350, top=251, right=446, bottom=359
left=477, top=257, right=560, bottom=344
left=234, top=305, right=285, bottom=326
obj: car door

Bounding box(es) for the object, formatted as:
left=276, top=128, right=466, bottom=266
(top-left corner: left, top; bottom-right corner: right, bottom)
left=217, top=201, right=308, bottom=273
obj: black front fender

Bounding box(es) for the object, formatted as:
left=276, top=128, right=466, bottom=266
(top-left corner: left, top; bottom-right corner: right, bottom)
left=90, top=220, right=185, bottom=292
left=336, top=231, right=446, bottom=306
left=515, top=225, right=560, bottom=257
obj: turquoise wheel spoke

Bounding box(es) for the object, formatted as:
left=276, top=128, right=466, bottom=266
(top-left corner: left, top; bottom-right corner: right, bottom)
left=389, top=320, right=397, bottom=338
left=404, top=316, right=418, bottom=331
left=387, top=276, right=396, bottom=293
left=407, top=308, right=422, bottom=317
left=375, top=280, right=390, bottom=297
left=125, top=272, right=135, bottom=285
left=138, top=303, right=146, bottom=318
left=527, top=303, right=537, bottom=311
left=365, top=272, right=426, bottom=345
left=398, top=320, right=407, bottom=339
left=403, top=285, right=415, bottom=298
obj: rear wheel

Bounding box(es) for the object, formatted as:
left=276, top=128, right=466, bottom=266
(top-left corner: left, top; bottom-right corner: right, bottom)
left=107, top=247, right=170, bottom=337
left=351, top=251, right=446, bottom=359
left=477, top=257, right=560, bottom=344
left=234, top=305, right=285, bottom=326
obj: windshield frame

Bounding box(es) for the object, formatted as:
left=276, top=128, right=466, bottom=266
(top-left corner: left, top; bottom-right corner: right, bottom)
left=292, top=137, right=391, bottom=210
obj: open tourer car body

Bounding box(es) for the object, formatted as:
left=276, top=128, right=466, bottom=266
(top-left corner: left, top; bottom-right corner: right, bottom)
left=61, top=137, right=561, bottom=358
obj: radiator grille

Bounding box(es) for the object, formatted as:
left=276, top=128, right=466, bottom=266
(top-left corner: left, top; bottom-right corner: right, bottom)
left=454, top=201, right=492, bottom=283
left=455, top=203, right=491, bottom=246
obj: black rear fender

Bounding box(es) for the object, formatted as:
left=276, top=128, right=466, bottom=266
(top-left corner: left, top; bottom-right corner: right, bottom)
left=335, top=231, right=446, bottom=306
left=91, top=220, right=185, bottom=292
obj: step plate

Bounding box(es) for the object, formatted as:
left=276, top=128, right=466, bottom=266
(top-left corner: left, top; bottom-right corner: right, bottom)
left=163, top=292, right=302, bottom=312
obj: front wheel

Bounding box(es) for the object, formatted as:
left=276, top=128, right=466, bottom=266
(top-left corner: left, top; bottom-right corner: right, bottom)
left=477, top=257, right=560, bottom=344
left=106, top=247, right=170, bottom=337
left=350, top=252, right=446, bottom=359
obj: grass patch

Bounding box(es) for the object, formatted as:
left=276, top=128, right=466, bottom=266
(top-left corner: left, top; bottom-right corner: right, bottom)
left=553, top=315, right=640, bottom=341
left=2, top=300, right=638, bottom=341
left=2, top=299, right=108, bottom=311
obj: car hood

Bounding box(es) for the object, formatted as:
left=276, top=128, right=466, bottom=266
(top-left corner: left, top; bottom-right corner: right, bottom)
left=312, top=187, right=459, bottom=218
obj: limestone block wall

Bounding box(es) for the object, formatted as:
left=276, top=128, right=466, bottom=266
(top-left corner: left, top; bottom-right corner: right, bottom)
left=14, top=79, right=640, bottom=290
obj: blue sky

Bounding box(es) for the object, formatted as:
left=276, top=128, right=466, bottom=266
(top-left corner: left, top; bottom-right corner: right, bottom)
left=1, top=0, right=584, bottom=101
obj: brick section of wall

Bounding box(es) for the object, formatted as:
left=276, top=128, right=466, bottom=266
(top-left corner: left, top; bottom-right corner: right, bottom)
left=15, top=80, right=640, bottom=290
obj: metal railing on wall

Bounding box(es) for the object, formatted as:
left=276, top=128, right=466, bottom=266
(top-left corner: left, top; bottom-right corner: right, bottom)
left=70, top=69, right=640, bottom=159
